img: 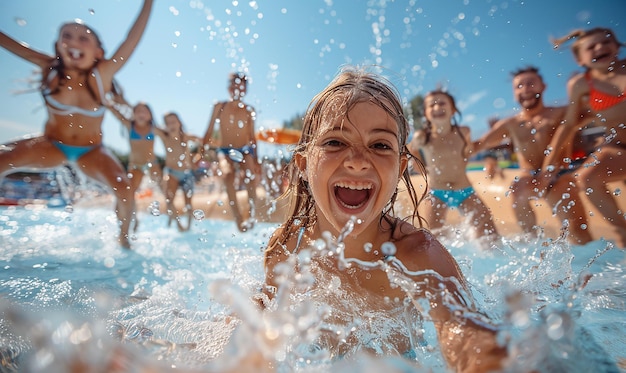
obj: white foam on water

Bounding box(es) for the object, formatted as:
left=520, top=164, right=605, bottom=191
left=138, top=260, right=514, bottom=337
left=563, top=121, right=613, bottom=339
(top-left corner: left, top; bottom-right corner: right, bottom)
left=1, top=205, right=625, bottom=372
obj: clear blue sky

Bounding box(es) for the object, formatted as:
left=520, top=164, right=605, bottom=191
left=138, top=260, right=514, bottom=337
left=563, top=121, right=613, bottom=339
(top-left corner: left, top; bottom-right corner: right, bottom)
left=0, top=0, right=624, bottom=158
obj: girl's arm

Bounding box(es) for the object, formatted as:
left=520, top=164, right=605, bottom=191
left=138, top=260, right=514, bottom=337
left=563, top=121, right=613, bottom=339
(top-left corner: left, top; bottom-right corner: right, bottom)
left=540, top=75, right=588, bottom=173
left=247, top=106, right=257, bottom=146
left=0, top=31, right=53, bottom=68
left=106, top=95, right=133, bottom=131
left=414, top=235, right=507, bottom=372
left=152, top=126, right=167, bottom=140
left=99, top=0, right=154, bottom=77
left=460, top=126, right=474, bottom=158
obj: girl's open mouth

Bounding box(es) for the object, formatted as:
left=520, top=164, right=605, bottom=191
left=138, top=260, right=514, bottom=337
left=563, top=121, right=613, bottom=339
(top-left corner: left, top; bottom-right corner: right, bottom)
left=334, top=182, right=372, bottom=210
left=68, top=48, right=83, bottom=60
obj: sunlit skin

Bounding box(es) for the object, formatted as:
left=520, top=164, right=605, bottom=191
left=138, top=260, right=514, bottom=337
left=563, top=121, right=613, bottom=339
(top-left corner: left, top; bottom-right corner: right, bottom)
left=0, top=0, right=154, bottom=248
left=474, top=69, right=592, bottom=244
left=537, top=29, right=626, bottom=245
left=263, top=69, right=508, bottom=371
left=202, top=74, right=260, bottom=231
left=410, top=92, right=500, bottom=240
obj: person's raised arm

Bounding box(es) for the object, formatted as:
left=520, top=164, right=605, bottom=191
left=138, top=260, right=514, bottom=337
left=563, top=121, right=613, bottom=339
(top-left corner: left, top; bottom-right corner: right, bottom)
left=540, top=76, right=588, bottom=174
left=99, top=0, right=154, bottom=76
left=0, top=31, right=53, bottom=69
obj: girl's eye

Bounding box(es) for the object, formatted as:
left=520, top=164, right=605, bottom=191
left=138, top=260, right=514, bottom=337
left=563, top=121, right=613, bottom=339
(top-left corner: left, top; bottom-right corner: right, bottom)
left=373, top=142, right=393, bottom=151
left=322, top=139, right=344, bottom=147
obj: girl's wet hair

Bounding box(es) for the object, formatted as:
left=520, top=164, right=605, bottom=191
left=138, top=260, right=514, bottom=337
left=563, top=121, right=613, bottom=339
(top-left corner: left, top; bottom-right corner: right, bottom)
left=276, top=66, right=427, bottom=245
left=552, top=27, right=625, bottom=57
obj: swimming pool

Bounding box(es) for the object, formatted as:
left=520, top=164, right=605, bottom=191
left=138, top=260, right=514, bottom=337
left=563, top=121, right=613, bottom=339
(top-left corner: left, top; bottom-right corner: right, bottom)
left=1, top=204, right=625, bottom=372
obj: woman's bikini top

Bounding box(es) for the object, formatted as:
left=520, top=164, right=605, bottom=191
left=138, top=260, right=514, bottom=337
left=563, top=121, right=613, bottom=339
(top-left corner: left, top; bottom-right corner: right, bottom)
left=585, top=71, right=626, bottom=111
left=42, top=68, right=107, bottom=118
left=129, top=122, right=155, bottom=141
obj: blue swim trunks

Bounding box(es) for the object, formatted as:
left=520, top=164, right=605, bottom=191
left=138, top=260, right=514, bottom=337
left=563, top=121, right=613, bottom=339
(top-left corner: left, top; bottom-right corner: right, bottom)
left=430, top=186, right=475, bottom=208
left=164, top=167, right=195, bottom=194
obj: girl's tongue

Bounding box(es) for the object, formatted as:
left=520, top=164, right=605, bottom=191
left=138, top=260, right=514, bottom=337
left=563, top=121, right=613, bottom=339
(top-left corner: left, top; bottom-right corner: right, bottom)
left=335, top=186, right=370, bottom=209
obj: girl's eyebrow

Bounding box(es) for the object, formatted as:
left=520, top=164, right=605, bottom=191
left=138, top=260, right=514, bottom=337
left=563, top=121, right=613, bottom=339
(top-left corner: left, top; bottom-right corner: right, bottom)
left=328, top=124, right=398, bottom=138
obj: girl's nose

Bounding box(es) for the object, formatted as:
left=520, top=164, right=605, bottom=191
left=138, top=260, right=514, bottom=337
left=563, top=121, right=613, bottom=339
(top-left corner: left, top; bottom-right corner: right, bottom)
left=344, top=147, right=371, bottom=171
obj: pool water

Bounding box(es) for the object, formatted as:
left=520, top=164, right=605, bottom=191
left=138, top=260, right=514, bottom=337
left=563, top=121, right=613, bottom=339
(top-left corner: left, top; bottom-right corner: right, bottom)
left=0, top=205, right=625, bottom=372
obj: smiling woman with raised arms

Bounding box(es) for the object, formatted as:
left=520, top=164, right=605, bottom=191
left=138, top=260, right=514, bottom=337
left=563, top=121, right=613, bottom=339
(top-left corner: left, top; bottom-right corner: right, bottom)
left=0, top=0, right=153, bottom=248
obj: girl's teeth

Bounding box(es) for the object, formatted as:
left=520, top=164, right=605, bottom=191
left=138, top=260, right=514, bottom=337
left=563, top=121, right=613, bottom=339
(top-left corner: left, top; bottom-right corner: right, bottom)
left=69, top=49, right=81, bottom=59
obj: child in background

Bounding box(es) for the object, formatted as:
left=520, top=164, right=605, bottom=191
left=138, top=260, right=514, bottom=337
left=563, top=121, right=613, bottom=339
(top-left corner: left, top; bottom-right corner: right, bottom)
left=538, top=27, right=626, bottom=246
left=263, top=67, right=507, bottom=371
left=158, top=112, right=202, bottom=232
left=409, top=90, right=500, bottom=242
left=202, top=73, right=260, bottom=232
left=109, top=99, right=163, bottom=197
left=108, top=99, right=163, bottom=231
left=0, top=0, right=154, bottom=248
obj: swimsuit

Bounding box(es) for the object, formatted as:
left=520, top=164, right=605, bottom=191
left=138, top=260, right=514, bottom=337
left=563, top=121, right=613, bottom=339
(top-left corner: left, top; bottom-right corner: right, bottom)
left=217, top=144, right=256, bottom=161
left=129, top=123, right=155, bottom=141
left=52, top=142, right=99, bottom=162
left=430, top=186, right=475, bottom=208
left=43, top=68, right=107, bottom=162
left=42, top=69, right=107, bottom=117
left=164, top=167, right=194, bottom=194
left=585, top=71, right=626, bottom=111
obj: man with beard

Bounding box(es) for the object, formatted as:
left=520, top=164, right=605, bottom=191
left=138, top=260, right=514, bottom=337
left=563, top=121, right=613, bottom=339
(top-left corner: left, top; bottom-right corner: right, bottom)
left=473, top=66, right=592, bottom=244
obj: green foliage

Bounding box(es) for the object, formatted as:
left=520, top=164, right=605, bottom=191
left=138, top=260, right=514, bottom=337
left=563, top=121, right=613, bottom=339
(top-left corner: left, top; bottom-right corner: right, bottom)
left=283, top=112, right=304, bottom=130
left=407, top=94, right=425, bottom=130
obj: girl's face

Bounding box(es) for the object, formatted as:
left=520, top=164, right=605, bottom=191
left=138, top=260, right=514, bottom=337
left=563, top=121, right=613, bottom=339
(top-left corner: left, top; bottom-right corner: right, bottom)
left=164, top=115, right=181, bottom=132
left=575, top=32, right=620, bottom=69
left=424, top=93, right=455, bottom=129
left=298, top=101, right=407, bottom=238
left=134, top=105, right=153, bottom=126
left=56, top=24, right=103, bottom=70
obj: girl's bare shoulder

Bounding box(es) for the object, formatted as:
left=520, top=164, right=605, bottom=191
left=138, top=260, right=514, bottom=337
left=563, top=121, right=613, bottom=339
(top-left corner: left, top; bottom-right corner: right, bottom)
left=392, top=221, right=459, bottom=274
left=392, top=220, right=441, bottom=251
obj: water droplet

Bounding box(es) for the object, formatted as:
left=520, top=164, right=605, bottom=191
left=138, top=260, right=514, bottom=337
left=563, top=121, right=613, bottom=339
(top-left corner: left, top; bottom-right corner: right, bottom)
left=381, top=242, right=396, bottom=257
left=149, top=201, right=160, bottom=216
left=193, top=210, right=205, bottom=220
left=613, top=188, right=621, bottom=196
left=363, top=242, right=373, bottom=253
